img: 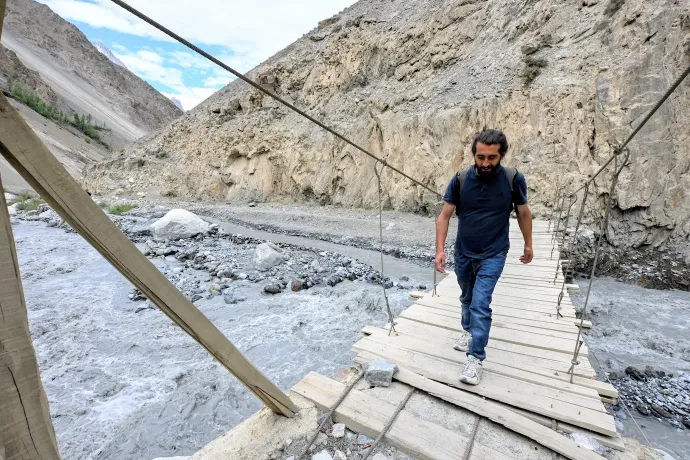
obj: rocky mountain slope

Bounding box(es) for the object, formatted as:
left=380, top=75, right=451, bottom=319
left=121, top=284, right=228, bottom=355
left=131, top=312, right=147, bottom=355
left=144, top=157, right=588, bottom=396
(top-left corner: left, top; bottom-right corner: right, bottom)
left=92, top=41, right=127, bottom=69
left=84, top=0, right=690, bottom=257
left=0, top=0, right=182, bottom=151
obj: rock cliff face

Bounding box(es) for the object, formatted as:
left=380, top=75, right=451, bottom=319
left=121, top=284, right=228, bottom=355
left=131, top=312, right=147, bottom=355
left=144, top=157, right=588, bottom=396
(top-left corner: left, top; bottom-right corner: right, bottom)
left=84, top=0, right=690, bottom=257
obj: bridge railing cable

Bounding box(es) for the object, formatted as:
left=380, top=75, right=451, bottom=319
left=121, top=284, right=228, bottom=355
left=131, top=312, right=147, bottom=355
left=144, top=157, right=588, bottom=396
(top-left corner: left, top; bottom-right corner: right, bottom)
left=550, top=59, right=690, bottom=384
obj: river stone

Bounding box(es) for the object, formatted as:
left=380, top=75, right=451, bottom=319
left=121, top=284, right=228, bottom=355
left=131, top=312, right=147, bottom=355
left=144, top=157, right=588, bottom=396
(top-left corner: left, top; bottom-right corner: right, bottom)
left=150, top=209, right=209, bottom=241
left=636, top=403, right=651, bottom=416
left=365, top=360, right=398, bottom=387
left=683, top=417, right=690, bottom=429
left=223, top=292, right=246, bottom=304
left=254, top=242, right=284, bottom=271
left=264, top=284, right=282, bottom=294
left=357, top=433, right=374, bottom=444
left=315, top=432, right=328, bottom=445
left=312, top=451, right=332, bottom=460
left=331, top=423, right=346, bottom=438
left=650, top=403, right=673, bottom=418
left=626, top=366, right=645, bottom=381
left=291, top=279, right=304, bottom=292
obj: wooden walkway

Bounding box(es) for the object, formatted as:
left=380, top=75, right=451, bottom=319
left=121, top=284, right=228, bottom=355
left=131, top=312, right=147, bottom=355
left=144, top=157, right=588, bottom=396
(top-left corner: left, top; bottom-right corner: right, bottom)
left=294, top=220, right=624, bottom=459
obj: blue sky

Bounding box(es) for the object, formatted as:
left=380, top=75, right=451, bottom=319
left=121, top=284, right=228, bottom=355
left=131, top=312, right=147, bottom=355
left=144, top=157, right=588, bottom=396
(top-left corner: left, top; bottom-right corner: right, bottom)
left=38, top=0, right=357, bottom=110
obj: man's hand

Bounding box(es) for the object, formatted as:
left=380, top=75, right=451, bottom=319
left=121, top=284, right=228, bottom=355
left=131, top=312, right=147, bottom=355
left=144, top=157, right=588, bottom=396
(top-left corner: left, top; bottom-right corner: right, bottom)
left=520, top=246, right=533, bottom=264
left=435, top=251, right=447, bottom=273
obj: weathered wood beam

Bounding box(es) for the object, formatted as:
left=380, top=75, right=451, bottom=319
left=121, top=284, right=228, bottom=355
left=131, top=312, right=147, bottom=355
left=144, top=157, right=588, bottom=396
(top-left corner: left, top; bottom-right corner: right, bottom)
left=0, top=174, right=62, bottom=459
left=0, top=92, right=297, bottom=417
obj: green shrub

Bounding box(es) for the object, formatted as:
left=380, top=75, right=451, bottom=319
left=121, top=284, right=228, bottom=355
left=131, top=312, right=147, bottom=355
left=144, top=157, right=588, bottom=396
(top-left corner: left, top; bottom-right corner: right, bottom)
left=98, top=201, right=108, bottom=208
left=6, top=81, right=109, bottom=148
left=108, top=203, right=135, bottom=215
left=15, top=198, right=41, bottom=211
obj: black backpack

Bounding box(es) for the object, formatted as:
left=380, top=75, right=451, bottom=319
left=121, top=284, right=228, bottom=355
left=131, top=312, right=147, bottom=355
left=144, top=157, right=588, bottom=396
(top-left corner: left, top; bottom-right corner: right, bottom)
left=455, top=166, right=520, bottom=212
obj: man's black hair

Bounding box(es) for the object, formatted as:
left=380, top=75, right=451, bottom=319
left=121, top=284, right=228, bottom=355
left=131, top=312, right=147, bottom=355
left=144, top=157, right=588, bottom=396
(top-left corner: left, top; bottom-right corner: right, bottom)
left=471, top=129, right=509, bottom=156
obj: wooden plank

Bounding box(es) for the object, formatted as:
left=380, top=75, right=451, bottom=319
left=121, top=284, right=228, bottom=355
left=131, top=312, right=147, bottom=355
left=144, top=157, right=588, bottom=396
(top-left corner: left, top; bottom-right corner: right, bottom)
left=362, top=327, right=616, bottom=398
left=416, top=297, right=591, bottom=328
left=403, top=305, right=579, bottom=339
left=401, top=308, right=581, bottom=343
left=429, top=288, right=575, bottom=310
left=394, top=312, right=588, bottom=356
left=293, top=372, right=514, bottom=460
left=413, top=300, right=585, bottom=332
left=501, top=404, right=625, bottom=452
left=0, top=94, right=297, bottom=417
left=0, top=174, right=62, bottom=460
left=420, top=295, right=580, bottom=321
left=353, top=335, right=604, bottom=409
left=351, top=342, right=617, bottom=436
left=353, top=355, right=607, bottom=460
left=437, top=286, right=572, bottom=306
left=387, top=319, right=596, bottom=374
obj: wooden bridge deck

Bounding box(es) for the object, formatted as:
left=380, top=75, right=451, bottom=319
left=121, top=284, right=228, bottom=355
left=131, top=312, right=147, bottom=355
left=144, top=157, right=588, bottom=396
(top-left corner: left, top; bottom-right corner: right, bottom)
left=295, top=220, right=624, bottom=460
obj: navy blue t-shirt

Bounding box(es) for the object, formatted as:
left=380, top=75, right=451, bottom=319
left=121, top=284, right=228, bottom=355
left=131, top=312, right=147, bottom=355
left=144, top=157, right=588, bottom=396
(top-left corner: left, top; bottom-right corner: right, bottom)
left=443, top=165, right=528, bottom=260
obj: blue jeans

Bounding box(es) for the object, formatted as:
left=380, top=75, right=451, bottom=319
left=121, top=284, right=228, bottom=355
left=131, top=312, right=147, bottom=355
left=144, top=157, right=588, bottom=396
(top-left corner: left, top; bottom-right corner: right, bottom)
left=454, top=251, right=507, bottom=361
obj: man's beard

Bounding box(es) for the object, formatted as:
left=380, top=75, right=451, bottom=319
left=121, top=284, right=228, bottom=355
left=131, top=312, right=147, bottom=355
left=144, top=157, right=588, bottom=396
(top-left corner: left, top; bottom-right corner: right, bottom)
left=476, top=162, right=500, bottom=178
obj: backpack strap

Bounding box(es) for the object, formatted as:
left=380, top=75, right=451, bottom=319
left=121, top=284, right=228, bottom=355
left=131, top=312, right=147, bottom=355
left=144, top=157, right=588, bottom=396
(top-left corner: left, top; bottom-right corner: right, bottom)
left=454, top=166, right=472, bottom=211
left=455, top=166, right=520, bottom=211
left=504, top=166, right=520, bottom=213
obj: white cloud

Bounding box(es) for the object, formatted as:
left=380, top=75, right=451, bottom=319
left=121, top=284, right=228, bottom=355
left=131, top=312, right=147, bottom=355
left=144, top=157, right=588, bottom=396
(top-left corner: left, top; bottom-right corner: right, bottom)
left=113, top=46, right=222, bottom=108
left=38, top=0, right=175, bottom=42
left=114, top=49, right=184, bottom=90
left=203, top=75, right=232, bottom=88
left=162, top=88, right=216, bottom=114
left=38, top=0, right=357, bottom=72
left=38, top=0, right=358, bottom=108
left=167, top=50, right=215, bottom=69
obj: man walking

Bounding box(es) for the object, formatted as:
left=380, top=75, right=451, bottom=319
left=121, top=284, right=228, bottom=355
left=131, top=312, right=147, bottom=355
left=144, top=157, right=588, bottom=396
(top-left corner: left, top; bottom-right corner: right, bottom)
left=435, top=129, right=533, bottom=385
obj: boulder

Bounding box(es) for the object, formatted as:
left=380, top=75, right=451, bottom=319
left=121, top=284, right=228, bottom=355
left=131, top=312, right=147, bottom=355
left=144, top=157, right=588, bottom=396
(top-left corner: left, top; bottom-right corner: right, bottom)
left=150, top=209, right=209, bottom=241
left=7, top=203, right=19, bottom=216
left=254, top=242, right=284, bottom=271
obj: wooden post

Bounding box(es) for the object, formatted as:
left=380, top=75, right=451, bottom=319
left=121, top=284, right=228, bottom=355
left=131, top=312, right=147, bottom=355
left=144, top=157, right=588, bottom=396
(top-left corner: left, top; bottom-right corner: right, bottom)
left=0, top=176, right=62, bottom=459
left=0, top=96, right=297, bottom=417
left=0, top=2, right=63, bottom=459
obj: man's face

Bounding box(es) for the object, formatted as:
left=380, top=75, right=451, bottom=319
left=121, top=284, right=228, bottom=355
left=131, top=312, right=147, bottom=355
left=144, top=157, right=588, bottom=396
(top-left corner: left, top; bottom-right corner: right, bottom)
left=474, top=142, right=502, bottom=176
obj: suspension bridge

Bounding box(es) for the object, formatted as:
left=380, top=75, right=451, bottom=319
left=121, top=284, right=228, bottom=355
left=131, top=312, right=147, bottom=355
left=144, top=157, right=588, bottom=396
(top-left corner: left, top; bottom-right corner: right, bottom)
left=1, top=0, right=689, bottom=459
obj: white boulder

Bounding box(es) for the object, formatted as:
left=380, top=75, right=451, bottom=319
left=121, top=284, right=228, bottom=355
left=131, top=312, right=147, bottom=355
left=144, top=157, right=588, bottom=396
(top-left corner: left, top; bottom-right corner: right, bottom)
left=254, top=242, right=284, bottom=271
left=7, top=203, right=19, bottom=216
left=150, top=209, right=210, bottom=241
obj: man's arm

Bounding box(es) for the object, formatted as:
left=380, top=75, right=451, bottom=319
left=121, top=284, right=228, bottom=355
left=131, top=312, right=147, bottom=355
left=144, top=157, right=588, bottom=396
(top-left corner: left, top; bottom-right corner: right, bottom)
left=435, top=202, right=456, bottom=273
left=516, top=203, right=533, bottom=264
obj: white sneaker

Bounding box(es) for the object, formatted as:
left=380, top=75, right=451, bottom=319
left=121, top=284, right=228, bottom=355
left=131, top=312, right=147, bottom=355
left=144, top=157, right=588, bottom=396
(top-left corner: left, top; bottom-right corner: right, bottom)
left=453, top=330, right=472, bottom=352
left=460, top=355, right=483, bottom=385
